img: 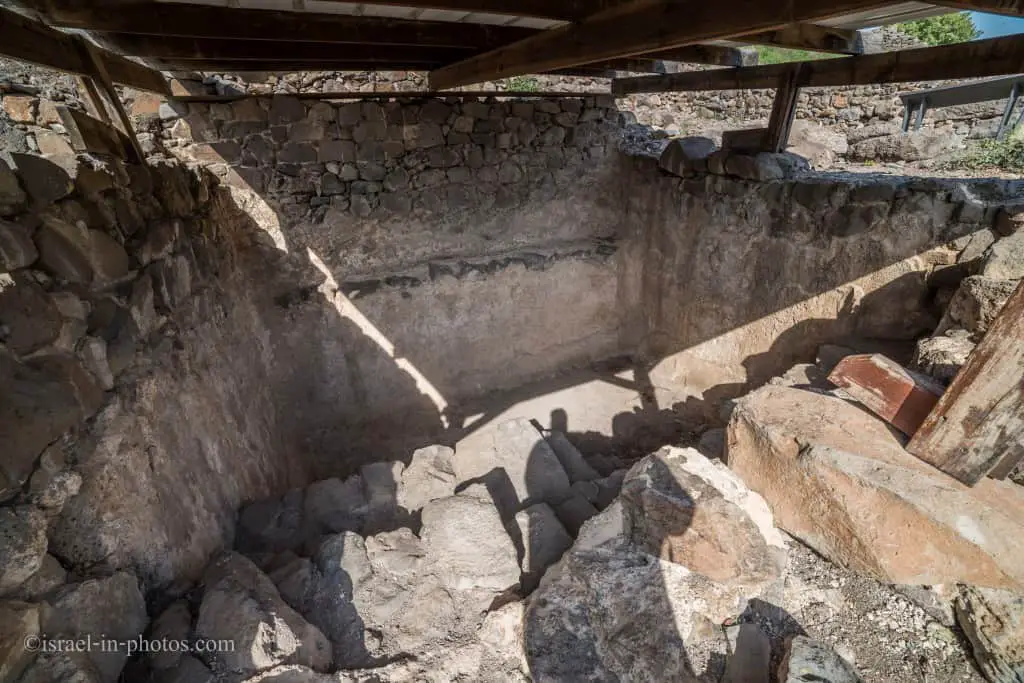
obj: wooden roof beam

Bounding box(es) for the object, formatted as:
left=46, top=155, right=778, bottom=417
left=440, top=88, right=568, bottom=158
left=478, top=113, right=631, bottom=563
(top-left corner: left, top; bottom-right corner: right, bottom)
left=42, top=4, right=536, bottom=47
left=26, top=0, right=622, bottom=23
left=931, top=0, right=1024, bottom=16
left=427, top=0, right=893, bottom=89
left=738, top=23, right=863, bottom=54
left=0, top=7, right=168, bottom=94
left=611, top=34, right=1024, bottom=94
left=97, top=35, right=475, bottom=64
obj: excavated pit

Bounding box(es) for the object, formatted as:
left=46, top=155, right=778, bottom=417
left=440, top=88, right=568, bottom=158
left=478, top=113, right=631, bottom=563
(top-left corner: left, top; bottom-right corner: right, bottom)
left=3, top=92, right=1024, bottom=682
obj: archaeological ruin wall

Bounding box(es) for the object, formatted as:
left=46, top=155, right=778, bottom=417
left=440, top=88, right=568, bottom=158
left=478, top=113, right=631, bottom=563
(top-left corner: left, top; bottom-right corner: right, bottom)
left=3, top=87, right=1023, bottom=636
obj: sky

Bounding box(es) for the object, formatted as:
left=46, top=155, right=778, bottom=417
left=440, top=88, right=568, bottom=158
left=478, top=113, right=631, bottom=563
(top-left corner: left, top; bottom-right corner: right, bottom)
left=969, top=11, right=1024, bottom=37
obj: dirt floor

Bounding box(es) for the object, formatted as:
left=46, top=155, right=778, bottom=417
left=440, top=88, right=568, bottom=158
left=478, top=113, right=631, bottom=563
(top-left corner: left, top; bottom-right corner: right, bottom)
left=759, top=538, right=985, bottom=683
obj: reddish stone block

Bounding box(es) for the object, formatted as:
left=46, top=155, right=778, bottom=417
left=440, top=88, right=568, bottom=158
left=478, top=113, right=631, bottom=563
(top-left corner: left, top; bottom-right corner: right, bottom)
left=827, top=353, right=944, bottom=436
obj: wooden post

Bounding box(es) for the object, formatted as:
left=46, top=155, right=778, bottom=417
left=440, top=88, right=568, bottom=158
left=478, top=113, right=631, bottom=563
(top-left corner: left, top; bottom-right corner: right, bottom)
left=907, top=279, right=1024, bottom=485
left=766, top=65, right=802, bottom=153
left=75, top=75, right=113, bottom=125
left=73, top=36, right=146, bottom=164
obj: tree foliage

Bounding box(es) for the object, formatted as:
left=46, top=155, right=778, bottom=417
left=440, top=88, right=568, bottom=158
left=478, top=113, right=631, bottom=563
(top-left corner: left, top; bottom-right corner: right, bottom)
left=896, top=12, right=980, bottom=46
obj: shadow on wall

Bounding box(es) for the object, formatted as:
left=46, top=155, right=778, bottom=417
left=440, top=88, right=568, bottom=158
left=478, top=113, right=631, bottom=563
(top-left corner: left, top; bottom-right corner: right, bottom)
left=158, top=96, right=1019, bottom=480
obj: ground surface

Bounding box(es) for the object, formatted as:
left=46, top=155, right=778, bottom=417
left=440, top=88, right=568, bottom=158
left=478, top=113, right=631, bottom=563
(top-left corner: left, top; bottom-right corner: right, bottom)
left=765, top=538, right=985, bottom=683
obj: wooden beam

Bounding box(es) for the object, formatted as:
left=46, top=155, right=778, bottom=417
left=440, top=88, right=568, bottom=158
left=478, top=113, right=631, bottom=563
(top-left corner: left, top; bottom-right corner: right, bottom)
left=75, top=75, right=113, bottom=125
left=47, top=5, right=536, bottom=48
left=57, top=105, right=135, bottom=160
left=0, top=6, right=169, bottom=95
left=74, top=37, right=145, bottom=164
left=641, top=45, right=755, bottom=68
left=908, top=279, right=1024, bottom=485
left=99, top=35, right=475, bottom=64
left=738, top=23, right=863, bottom=54
left=427, top=0, right=891, bottom=89
left=149, top=59, right=447, bottom=73
left=30, top=0, right=621, bottom=23
left=931, top=0, right=1024, bottom=17
left=164, top=91, right=609, bottom=103
left=766, top=66, right=802, bottom=152
left=611, top=34, right=1024, bottom=94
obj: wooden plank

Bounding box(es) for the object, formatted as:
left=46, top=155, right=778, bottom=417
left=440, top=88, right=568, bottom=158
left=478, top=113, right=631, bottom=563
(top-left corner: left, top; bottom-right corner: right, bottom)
left=641, top=45, right=755, bottom=68
left=908, top=280, right=1024, bottom=485
left=169, top=91, right=610, bottom=102
left=74, top=37, right=146, bottom=164
left=102, top=35, right=475, bottom=63
left=828, top=354, right=944, bottom=437
left=427, top=0, right=891, bottom=89
left=766, top=65, right=803, bottom=152
left=0, top=7, right=168, bottom=95
left=739, top=23, right=863, bottom=54
left=48, top=5, right=537, bottom=47
left=150, top=59, right=448, bottom=72
left=31, top=0, right=622, bottom=23
left=612, top=34, right=1024, bottom=94
left=57, top=105, right=133, bottom=160
left=75, top=76, right=113, bottom=125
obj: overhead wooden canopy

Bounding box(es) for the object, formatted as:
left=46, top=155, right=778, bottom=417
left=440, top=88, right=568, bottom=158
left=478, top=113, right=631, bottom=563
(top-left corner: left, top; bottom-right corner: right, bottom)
left=1, top=0, right=1022, bottom=94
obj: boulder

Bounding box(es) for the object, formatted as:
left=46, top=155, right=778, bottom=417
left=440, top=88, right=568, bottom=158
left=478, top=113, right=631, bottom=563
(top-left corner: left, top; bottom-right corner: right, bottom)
left=17, top=651, right=102, bottom=683
left=697, top=427, right=726, bottom=459
left=848, top=130, right=953, bottom=162
left=149, top=600, right=193, bottom=671
left=779, top=636, right=864, bottom=683
left=956, top=586, right=1024, bottom=683
left=0, top=506, right=47, bottom=597
left=0, top=218, right=37, bottom=271
left=543, top=431, right=599, bottom=483
left=911, top=331, right=975, bottom=384
left=593, top=469, right=627, bottom=510
left=525, top=542, right=745, bottom=681
left=15, top=553, right=67, bottom=600
left=0, top=350, right=101, bottom=497
left=34, top=216, right=130, bottom=286
left=237, top=489, right=306, bottom=554
left=195, top=552, right=332, bottom=679
left=453, top=418, right=572, bottom=519
left=0, top=272, right=63, bottom=354
left=658, top=136, right=717, bottom=176
left=938, top=275, right=1018, bottom=339
left=44, top=572, right=148, bottom=682
left=514, top=503, right=573, bottom=588
left=983, top=231, right=1024, bottom=280
left=153, top=655, right=215, bottom=683
left=723, top=622, right=771, bottom=683
left=787, top=121, right=848, bottom=169
left=360, top=460, right=405, bottom=534
left=0, top=159, right=26, bottom=215
left=728, top=385, right=1024, bottom=589
left=305, top=533, right=372, bottom=668
left=0, top=600, right=40, bottom=682
left=724, top=153, right=785, bottom=182
left=397, top=445, right=457, bottom=512
left=619, top=447, right=786, bottom=592
left=8, top=153, right=74, bottom=206
left=554, top=494, right=599, bottom=536
left=420, top=492, right=520, bottom=597
left=303, top=476, right=366, bottom=536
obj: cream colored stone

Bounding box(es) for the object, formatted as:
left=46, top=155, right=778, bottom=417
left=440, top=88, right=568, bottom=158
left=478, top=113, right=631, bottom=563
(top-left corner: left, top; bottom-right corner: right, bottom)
left=728, top=385, right=1024, bottom=589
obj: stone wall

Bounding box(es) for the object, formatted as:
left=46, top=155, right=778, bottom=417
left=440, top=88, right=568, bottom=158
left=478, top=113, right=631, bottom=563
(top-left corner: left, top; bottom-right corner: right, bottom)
left=4, top=75, right=1023, bottom=611
left=624, top=138, right=1023, bottom=421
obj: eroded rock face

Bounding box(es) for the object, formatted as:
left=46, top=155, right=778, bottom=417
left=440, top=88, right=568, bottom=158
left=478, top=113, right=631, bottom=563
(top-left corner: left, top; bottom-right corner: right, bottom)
left=195, top=552, right=332, bottom=680
left=779, top=636, right=864, bottom=683
left=912, top=331, right=975, bottom=384
left=619, top=447, right=786, bottom=593
left=0, top=505, right=47, bottom=596
left=938, top=275, right=1018, bottom=339
left=956, top=586, right=1024, bottom=683
left=40, top=572, right=148, bottom=683
left=728, top=385, right=1024, bottom=589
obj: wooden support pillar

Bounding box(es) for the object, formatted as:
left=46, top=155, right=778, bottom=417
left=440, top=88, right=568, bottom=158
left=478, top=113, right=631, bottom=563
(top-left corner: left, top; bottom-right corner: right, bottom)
left=75, top=75, right=113, bottom=126
left=997, top=82, right=1020, bottom=139
left=73, top=36, right=145, bottom=164
left=907, top=279, right=1024, bottom=485
left=766, top=65, right=802, bottom=153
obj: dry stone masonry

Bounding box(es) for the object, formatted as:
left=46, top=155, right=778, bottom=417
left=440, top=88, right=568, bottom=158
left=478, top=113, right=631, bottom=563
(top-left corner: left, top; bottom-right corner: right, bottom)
left=2, top=68, right=1024, bottom=683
